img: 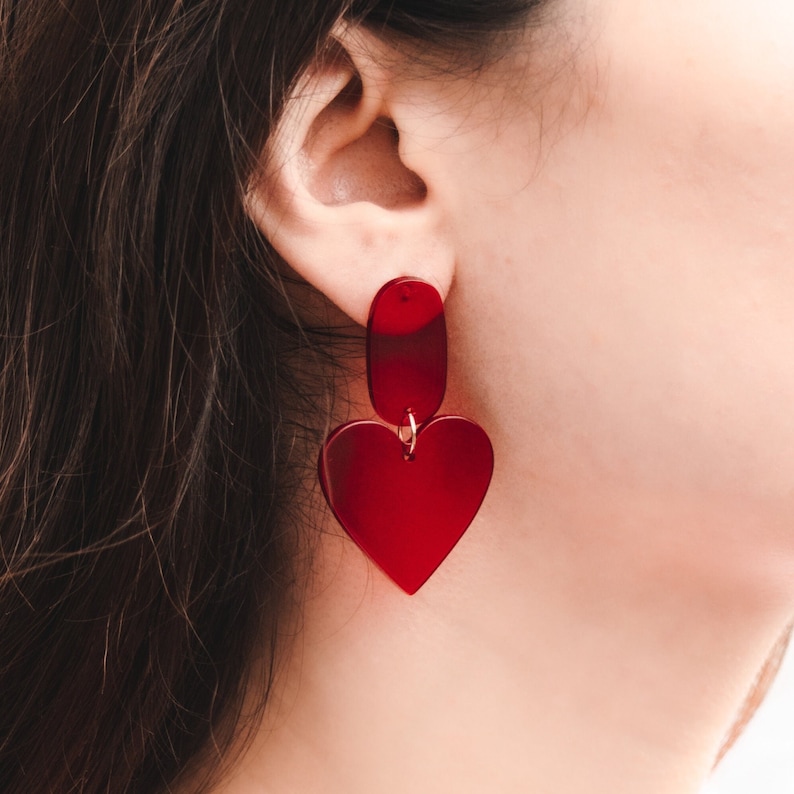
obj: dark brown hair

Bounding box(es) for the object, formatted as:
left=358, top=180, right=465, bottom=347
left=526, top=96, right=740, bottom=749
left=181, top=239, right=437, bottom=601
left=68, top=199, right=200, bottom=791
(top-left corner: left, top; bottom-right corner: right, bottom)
left=0, top=1, right=543, bottom=791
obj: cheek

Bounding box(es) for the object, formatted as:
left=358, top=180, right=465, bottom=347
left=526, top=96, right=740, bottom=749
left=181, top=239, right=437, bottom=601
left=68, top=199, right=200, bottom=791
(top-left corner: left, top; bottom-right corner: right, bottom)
left=567, top=0, right=794, bottom=492
left=601, top=0, right=794, bottom=207
left=453, top=0, right=794, bottom=509
left=466, top=220, right=794, bottom=500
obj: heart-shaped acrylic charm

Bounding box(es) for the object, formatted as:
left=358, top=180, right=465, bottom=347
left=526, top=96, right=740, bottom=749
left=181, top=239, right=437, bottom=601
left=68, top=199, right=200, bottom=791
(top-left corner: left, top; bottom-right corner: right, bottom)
left=319, top=414, right=494, bottom=594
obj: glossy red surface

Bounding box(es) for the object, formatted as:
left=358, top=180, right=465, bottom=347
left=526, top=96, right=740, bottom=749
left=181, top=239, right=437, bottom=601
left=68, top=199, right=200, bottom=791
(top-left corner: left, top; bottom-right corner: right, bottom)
left=367, top=278, right=447, bottom=426
left=319, top=415, right=494, bottom=594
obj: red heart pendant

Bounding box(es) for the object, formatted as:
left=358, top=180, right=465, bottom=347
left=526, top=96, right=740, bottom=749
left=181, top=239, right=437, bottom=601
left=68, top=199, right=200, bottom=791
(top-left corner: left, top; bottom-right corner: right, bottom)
left=319, top=415, right=494, bottom=594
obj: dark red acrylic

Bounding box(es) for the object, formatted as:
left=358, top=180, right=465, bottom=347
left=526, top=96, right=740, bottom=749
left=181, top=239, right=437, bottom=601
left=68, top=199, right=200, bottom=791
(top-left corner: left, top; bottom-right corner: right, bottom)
left=319, top=276, right=494, bottom=595
left=319, top=415, right=493, bottom=594
left=367, top=278, right=446, bottom=426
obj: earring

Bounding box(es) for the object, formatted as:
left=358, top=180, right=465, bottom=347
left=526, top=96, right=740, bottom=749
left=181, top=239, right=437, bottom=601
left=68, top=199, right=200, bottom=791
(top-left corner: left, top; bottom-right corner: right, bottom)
left=318, top=277, right=494, bottom=594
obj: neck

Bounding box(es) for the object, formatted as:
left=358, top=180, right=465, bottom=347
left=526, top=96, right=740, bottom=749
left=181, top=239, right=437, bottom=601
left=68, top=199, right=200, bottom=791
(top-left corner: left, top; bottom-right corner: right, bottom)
left=210, top=476, right=794, bottom=794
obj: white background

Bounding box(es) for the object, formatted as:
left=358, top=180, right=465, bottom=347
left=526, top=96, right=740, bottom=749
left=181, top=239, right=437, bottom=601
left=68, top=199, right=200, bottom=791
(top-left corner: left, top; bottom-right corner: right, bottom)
left=702, top=646, right=794, bottom=793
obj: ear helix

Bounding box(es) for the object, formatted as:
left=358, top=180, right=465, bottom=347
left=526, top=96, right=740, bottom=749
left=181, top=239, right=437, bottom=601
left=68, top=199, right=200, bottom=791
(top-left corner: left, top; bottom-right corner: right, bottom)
left=318, top=277, right=494, bottom=594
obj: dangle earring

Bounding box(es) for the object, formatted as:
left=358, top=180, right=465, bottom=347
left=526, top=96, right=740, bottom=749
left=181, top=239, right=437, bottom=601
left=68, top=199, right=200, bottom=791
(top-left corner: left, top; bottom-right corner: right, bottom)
left=318, top=277, right=494, bottom=594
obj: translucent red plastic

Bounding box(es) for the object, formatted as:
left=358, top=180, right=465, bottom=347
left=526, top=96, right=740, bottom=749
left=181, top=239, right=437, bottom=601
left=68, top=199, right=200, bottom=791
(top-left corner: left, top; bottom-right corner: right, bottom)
left=319, top=275, right=494, bottom=594
left=319, top=415, right=494, bottom=594
left=367, top=278, right=447, bottom=426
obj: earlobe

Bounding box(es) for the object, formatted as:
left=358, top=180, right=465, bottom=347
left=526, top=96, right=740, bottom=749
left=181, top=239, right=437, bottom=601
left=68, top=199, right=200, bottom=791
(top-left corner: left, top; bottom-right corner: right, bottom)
left=245, top=27, right=454, bottom=326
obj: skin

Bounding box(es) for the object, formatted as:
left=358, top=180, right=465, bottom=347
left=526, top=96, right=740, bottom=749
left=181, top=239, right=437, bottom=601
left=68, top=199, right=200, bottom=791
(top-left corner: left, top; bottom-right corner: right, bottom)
left=225, top=1, right=794, bottom=792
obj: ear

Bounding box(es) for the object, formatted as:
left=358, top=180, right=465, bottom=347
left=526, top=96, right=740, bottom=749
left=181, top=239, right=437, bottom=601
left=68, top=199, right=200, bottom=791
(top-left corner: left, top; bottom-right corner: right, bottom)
left=245, top=25, right=455, bottom=326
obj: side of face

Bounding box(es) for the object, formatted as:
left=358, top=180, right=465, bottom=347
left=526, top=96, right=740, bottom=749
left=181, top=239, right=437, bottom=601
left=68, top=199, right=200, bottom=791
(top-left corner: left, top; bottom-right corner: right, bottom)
left=390, top=0, right=794, bottom=593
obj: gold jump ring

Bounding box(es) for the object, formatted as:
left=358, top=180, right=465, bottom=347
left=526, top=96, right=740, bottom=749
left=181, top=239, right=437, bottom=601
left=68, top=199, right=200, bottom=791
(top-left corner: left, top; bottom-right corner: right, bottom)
left=397, top=409, right=418, bottom=460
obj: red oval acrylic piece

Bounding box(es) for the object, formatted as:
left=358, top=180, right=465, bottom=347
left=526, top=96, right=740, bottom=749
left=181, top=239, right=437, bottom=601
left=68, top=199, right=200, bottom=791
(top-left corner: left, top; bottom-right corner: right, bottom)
left=318, top=415, right=494, bottom=594
left=367, top=278, right=447, bottom=426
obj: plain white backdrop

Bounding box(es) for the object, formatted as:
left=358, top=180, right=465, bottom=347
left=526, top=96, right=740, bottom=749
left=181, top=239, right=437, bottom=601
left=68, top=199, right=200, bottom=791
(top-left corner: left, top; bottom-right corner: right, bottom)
left=702, top=646, right=794, bottom=793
